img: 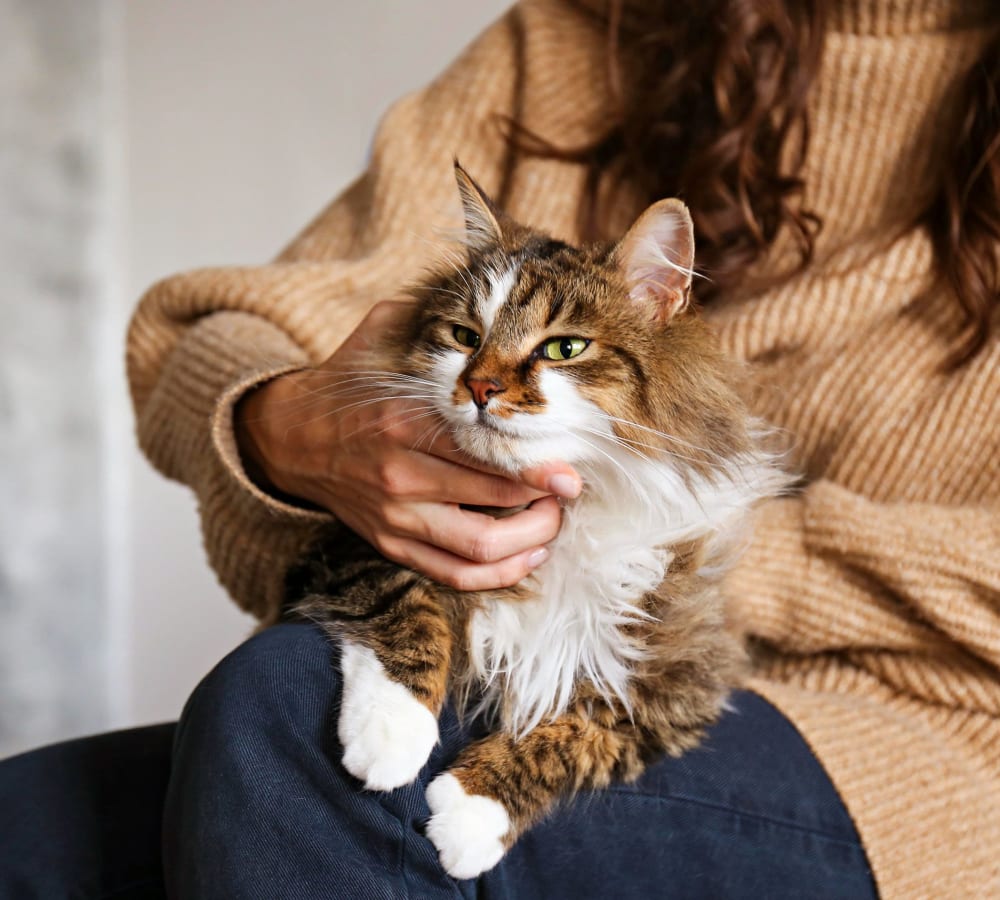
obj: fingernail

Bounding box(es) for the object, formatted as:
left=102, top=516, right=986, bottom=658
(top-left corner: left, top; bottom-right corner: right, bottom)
left=548, top=473, right=581, bottom=499
left=527, top=548, right=550, bottom=569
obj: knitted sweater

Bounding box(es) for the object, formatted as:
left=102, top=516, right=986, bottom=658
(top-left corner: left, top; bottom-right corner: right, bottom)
left=127, top=0, right=1000, bottom=895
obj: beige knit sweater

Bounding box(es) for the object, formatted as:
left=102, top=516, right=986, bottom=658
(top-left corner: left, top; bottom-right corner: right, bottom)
left=127, top=0, right=1000, bottom=895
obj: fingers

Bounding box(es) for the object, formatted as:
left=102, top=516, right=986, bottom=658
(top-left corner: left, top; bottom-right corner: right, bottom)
left=407, top=496, right=564, bottom=564
left=376, top=451, right=547, bottom=507
left=342, top=496, right=563, bottom=591
left=518, top=463, right=583, bottom=500
left=413, top=426, right=583, bottom=502
left=377, top=534, right=551, bottom=592
left=297, top=301, right=586, bottom=592
left=432, top=455, right=582, bottom=504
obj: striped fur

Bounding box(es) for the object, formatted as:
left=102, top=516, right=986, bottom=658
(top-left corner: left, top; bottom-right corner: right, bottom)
left=289, top=165, right=788, bottom=879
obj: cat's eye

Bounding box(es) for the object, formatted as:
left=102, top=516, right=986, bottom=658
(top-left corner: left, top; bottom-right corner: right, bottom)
left=540, top=337, right=590, bottom=361
left=452, top=325, right=481, bottom=350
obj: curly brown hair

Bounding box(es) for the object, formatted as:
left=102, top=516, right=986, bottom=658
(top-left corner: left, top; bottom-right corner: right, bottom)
left=928, top=27, right=1000, bottom=363
left=510, top=0, right=1000, bottom=365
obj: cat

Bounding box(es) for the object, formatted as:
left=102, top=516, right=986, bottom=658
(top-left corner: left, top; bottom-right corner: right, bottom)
left=287, top=162, right=788, bottom=880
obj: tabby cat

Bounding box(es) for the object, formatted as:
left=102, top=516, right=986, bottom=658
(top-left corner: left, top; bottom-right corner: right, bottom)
left=289, top=163, right=787, bottom=879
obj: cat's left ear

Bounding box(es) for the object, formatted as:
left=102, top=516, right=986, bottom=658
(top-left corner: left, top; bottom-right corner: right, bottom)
left=454, top=161, right=504, bottom=252
left=615, top=199, right=695, bottom=323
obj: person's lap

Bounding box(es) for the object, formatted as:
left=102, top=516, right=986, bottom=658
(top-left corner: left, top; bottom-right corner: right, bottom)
left=0, top=623, right=876, bottom=899
left=0, top=723, right=173, bottom=899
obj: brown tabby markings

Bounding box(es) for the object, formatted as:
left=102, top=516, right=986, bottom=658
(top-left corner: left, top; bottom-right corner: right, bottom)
left=407, top=198, right=753, bottom=480
left=442, top=542, right=740, bottom=844
left=295, top=528, right=741, bottom=849
left=290, top=163, right=782, bottom=877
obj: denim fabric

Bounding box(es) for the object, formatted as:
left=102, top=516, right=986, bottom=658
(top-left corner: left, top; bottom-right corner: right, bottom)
left=0, top=724, right=172, bottom=899
left=0, top=623, right=877, bottom=899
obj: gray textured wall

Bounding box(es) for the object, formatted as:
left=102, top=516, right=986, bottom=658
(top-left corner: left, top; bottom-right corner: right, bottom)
left=0, top=0, right=113, bottom=756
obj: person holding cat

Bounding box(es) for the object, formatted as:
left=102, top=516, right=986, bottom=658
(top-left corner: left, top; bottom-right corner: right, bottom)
left=3, top=0, right=999, bottom=897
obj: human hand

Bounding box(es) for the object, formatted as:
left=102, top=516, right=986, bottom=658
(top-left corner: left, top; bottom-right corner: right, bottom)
left=236, top=301, right=581, bottom=590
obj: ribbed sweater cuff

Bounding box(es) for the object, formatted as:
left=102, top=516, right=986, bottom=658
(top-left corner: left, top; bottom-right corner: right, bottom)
left=137, top=311, right=332, bottom=622
left=728, top=489, right=917, bottom=653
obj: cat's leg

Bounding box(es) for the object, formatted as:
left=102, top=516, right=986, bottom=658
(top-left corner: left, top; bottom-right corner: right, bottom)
left=293, top=545, right=455, bottom=792
left=425, top=711, right=651, bottom=880
left=336, top=578, right=454, bottom=791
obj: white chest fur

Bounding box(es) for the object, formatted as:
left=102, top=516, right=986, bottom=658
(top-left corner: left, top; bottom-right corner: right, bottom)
left=465, top=447, right=784, bottom=734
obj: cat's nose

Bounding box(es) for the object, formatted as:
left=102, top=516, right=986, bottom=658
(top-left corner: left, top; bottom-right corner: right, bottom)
left=466, top=377, right=504, bottom=409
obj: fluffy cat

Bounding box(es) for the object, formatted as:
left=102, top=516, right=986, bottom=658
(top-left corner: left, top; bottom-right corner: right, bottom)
left=288, top=163, right=788, bottom=880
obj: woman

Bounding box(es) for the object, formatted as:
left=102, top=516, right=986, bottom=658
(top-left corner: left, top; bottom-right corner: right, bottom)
left=4, top=0, right=998, bottom=896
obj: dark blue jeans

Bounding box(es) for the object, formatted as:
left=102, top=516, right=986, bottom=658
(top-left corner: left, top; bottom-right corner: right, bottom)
left=1, top=623, right=876, bottom=899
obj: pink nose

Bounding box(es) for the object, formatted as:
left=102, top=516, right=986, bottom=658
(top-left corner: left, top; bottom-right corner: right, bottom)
left=466, top=378, right=504, bottom=409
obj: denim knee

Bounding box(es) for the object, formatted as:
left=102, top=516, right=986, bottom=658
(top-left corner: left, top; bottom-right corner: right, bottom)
left=0, top=726, right=173, bottom=899
left=165, top=624, right=342, bottom=898
left=176, top=622, right=338, bottom=752
left=163, top=623, right=465, bottom=900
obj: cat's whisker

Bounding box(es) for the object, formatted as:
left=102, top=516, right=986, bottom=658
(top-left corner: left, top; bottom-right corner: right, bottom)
left=276, top=396, right=439, bottom=441
left=311, top=366, right=439, bottom=382
left=404, top=234, right=488, bottom=307
left=336, top=407, right=442, bottom=443
left=600, top=434, right=761, bottom=495
left=403, top=226, right=468, bottom=266
left=333, top=393, right=439, bottom=414
left=286, top=387, right=439, bottom=413
left=573, top=424, right=667, bottom=458
left=324, top=371, right=441, bottom=390
left=428, top=285, right=473, bottom=305
left=252, top=370, right=441, bottom=414
left=410, top=230, right=479, bottom=298
left=570, top=432, right=648, bottom=498
left=412, top=420, right=451, bottom=454
left=285, top=367, right=402, bottom=386
left=294, top=383, right=439, bottom=407
left=443, top=249, right=480, bottom=298
left=596, top=412, right=720, bottom=458
left=256, top=376, right=444, bottom=431
left=301, top=370, right=439, bottom=392
left=368, top=409, right=445, bottom=439
left=604, top=419, right=776, bottom=494
left=576, top=425, right=706, bottom=468
left=248, top=382, right=392, bottom=418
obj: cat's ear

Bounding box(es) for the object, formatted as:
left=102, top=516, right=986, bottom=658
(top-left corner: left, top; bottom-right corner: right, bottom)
left=454, top=160, right=504, bottom=251
left=615, top=199, right=695, bottom=323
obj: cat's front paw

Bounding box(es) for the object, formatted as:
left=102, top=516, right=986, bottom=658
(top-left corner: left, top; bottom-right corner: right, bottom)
left=426, top=772, right=511, bottom=879
left=338, top=640, right=439, bottom=791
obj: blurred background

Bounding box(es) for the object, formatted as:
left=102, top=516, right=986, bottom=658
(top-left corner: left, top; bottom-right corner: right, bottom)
left=0, top=0, right=509, bottom=758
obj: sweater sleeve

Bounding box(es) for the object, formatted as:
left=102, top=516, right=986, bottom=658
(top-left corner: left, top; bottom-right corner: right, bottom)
left=730, top=482, right=1000, bottom=709
left=126, top=0, right=611, bottom=623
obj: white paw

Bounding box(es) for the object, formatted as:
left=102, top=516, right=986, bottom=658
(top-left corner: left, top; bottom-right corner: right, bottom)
left=426, top=773, right=510, bottom=880
left=337, top=640, right=439, bottom=791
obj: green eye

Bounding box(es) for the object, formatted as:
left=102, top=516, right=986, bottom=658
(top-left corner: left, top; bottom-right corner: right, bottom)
left=452, top=325, right=481, bottom=349
left=541, top=337, right=590, bottom=361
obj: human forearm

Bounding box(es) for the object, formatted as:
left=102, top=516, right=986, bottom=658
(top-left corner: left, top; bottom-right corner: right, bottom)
left=127, top=0, right=610, bottom=617
left=131, top=310, right=330, bottom=621
left=729, top=481, right=1000, bottom=668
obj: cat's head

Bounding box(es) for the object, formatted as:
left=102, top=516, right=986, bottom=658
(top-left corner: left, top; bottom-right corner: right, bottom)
left=401, top=163, right=742, bottom=474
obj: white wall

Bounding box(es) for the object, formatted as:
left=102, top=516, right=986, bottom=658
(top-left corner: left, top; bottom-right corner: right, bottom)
left=1, top=0, right=115, bottom=758
left=117, top=1, right=511, bottom=729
